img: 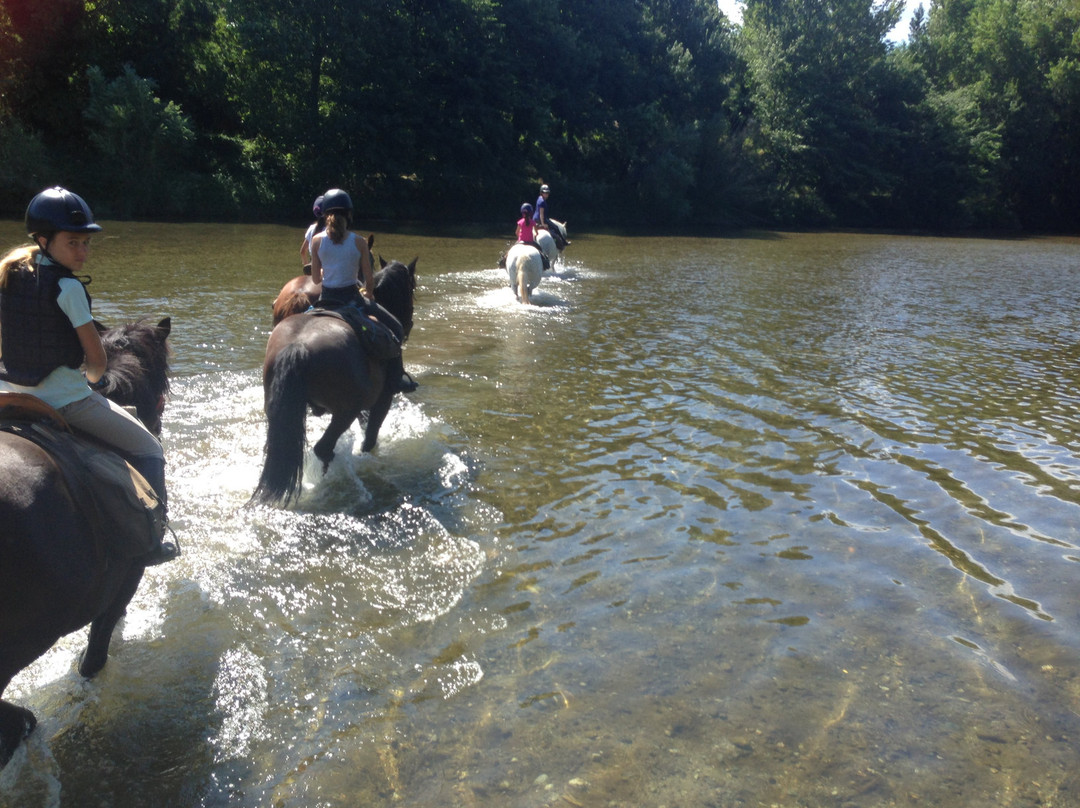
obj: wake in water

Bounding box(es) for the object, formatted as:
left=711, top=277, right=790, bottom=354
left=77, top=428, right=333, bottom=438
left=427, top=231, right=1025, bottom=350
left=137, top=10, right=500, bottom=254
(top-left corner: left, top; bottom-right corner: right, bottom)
left=0, top=365, right=491, bottom=807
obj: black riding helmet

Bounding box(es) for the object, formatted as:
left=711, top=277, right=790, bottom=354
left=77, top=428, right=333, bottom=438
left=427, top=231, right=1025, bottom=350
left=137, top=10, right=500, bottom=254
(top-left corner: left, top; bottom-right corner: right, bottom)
left=321, top=188, right=353, bottom=214
left=26, top=187, right=103, bottom=238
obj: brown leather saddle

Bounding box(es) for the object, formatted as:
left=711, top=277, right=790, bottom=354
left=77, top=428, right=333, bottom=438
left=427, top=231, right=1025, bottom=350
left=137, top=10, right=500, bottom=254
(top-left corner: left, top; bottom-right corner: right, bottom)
left=0, top=393, right=164, bottom=558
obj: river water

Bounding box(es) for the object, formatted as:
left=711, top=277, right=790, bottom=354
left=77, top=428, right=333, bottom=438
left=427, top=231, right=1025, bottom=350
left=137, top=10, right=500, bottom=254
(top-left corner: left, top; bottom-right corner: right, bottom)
left=2, top=223, right=1080, bottom=807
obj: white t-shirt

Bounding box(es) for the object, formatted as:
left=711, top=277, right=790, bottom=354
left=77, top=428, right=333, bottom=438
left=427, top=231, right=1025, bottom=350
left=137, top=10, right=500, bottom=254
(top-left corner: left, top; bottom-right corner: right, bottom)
left=313, top=231, right=362, bottom=289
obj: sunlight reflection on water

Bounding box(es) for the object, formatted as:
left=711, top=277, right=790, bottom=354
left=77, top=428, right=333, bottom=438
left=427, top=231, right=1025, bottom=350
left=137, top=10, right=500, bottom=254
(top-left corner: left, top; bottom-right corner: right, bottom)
left=4, top=225, right=1080, bottom=806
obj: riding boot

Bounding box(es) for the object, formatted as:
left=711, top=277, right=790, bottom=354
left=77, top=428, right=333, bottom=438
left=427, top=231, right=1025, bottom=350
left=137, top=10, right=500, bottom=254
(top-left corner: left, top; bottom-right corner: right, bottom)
left=130, top=455, right=180, bottom=566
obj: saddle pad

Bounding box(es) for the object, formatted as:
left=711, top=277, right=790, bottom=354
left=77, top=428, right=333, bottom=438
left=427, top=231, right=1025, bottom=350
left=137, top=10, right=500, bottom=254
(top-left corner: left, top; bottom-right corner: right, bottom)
left=0, top=405, right=164, bottom=558
left=310, top=306, right=401, bottom=360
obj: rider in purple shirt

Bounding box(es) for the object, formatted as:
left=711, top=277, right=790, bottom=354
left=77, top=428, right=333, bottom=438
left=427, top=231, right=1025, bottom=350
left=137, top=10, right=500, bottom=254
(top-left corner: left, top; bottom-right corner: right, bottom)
left=533, top=184, right=566, bottom=250
left=533, top=185, right=550, bottom=230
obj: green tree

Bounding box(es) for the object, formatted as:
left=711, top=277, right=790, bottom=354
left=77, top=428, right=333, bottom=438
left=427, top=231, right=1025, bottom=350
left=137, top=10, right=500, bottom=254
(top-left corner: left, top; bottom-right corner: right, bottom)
left=738, top=0, right=904, bottom=223
left=910, top=0, right=1080, bottom=228
left=83, top=65, right=195, bottom=218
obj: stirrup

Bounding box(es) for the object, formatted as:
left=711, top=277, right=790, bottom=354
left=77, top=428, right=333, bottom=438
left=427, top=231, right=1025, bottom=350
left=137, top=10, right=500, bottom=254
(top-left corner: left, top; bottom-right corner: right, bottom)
left=142, top=526, right=181, bottom=567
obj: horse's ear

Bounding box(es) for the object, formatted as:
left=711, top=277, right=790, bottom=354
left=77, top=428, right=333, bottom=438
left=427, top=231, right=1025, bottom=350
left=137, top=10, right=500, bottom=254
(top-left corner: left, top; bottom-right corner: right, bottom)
left=408, top=257, right=418, bottom=276
left=156, top=317, right=171, bottom=338
left=379, top=255, right=387, bottom=269
left=367, top=233, right=375, bottom=250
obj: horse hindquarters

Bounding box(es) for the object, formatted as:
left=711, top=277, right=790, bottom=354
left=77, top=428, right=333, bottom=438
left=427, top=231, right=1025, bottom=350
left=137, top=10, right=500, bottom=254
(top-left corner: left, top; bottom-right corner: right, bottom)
left=252, top=341, right=311, bottom=506
left=0, top=437, right=135, bottom=765
left=506, top=245, right=542, bottom=304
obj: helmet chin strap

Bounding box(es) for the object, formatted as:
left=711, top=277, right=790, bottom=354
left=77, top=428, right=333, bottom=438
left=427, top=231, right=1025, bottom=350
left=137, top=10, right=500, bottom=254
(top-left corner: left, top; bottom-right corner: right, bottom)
left=31, top=234, right=55, bottom=265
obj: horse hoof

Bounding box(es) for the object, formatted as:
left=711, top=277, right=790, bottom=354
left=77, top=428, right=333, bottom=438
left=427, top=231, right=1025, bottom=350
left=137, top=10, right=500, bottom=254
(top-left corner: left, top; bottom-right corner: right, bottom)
left=78, top=646, right=108, bottom=678
left=0, top=703, right=36, bottom=768
left=313, top=443, right=335, bottom=471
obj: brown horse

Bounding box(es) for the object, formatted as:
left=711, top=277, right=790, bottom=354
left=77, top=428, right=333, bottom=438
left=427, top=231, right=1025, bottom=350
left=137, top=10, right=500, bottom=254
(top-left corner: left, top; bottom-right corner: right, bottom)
left=251, top=259, right=416, bottom=507
left=271, top=234, right=376, bottom=326
left=0, top=317, right=172, bottom=767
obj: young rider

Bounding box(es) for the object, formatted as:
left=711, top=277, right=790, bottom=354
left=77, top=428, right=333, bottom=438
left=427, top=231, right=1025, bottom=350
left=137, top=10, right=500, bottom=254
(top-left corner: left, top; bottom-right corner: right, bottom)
left=300, top=194, right=325, bottom=270
left=516, top=203, right=549, bottom=270
left=533, top=185, right=551, bottom=230
left=533, top=183, right=566, bottom=250
left=310, top=188, right=417, bottom=393
left=0, top=187, right=178, bottom=565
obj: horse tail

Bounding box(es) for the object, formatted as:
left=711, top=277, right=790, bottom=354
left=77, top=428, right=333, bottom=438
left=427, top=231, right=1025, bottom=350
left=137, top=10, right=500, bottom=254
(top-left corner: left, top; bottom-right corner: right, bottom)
left=517, top=261, right=531, bottom=304
left=251, top=343, right=309, bottom=506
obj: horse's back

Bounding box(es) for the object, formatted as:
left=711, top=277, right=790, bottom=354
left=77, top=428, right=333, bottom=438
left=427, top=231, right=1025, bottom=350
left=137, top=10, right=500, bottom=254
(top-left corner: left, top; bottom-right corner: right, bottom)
left=536, top=229, right=559, bottom=268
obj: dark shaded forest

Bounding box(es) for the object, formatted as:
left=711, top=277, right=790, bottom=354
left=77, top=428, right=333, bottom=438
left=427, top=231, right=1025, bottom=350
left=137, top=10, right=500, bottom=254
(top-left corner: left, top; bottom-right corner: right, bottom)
left=1, top=0, right=1078, bottom=231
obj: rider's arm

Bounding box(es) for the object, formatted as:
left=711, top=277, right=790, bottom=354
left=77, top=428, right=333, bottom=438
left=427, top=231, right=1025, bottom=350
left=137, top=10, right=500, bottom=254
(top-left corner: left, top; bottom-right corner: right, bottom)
left=358, top=234, right=374, bottom=297
left=76, top=322, right=107, bottom=384
left=310, top=235, right=323, bottom=284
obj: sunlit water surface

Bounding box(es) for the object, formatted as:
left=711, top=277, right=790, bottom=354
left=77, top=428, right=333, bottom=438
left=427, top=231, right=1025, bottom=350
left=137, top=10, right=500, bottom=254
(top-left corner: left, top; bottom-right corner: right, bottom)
left=2, top=222, right=1080, bottom=807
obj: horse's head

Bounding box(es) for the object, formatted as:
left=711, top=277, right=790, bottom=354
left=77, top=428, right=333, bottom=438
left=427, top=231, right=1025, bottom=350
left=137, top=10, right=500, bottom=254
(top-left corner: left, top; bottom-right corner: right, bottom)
left=375, top=257, right=417, bottom=340
left=95, top=317, right=172, bottom=436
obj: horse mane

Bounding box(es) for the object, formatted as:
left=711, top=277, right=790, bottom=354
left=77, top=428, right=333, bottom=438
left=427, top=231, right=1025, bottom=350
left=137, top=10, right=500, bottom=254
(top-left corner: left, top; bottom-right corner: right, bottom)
left=374, top=258, right=417, bottom=339
left=94, top=317, right=172, bottom=433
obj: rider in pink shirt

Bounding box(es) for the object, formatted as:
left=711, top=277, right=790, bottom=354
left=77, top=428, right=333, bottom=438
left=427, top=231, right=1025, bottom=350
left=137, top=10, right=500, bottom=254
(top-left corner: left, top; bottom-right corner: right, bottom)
left=515, top=203, right=549, bottom=269
left=517, top=203, right=537, bottom=244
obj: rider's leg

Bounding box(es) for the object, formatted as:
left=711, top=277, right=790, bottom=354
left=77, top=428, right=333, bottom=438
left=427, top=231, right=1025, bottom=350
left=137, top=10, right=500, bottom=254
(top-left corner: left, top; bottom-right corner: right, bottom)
left=59, top=394, right=179, bottom=565
left=365, top=301, right=417, bottom=393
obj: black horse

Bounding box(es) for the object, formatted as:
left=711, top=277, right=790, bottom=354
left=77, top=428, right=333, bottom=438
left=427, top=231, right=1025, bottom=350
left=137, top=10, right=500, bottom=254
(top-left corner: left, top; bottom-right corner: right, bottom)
left=0, top=317, right=172, bottom=767
left=251, top=259, right=416, bottom=507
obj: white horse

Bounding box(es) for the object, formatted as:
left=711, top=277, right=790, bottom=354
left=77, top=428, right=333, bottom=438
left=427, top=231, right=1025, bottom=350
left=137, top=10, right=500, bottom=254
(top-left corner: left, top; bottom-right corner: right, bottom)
left=505, top=242, right=544, bottom=304
left=536, top=219, right=569, bottom=270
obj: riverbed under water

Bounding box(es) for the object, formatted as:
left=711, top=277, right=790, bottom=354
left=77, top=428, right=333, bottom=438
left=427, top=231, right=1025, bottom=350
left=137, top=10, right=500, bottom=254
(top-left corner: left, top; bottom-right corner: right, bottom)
left=2, top=223, right=1080, bottom=807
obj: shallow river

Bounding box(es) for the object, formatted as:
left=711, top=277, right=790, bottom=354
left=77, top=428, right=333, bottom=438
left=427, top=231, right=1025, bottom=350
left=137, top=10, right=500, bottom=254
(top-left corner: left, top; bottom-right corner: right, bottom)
left=2, top=223, right=1080, bottom=807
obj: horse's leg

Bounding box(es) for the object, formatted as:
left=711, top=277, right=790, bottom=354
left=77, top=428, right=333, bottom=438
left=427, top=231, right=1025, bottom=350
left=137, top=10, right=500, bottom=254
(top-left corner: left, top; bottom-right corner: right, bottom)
left=0, top=660, right=38, bottom=767
left=78, top=564, right=144, bottom=678
left=312, top=411, right=358, bottom=471
left=0, top=698, right=35, bottom=768
left=0, top=636, right=57, bottom=766
left=361, top=391, right=394, bottom=453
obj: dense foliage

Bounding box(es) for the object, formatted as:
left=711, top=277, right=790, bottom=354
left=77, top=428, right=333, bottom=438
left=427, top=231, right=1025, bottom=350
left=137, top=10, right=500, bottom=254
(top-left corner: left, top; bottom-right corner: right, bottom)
left=1, top=0, right=1077, bottom=230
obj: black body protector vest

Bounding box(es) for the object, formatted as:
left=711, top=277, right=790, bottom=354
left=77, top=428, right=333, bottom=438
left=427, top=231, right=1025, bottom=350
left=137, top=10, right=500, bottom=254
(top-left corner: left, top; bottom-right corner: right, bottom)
left=0, top=260, right=89, bottom=386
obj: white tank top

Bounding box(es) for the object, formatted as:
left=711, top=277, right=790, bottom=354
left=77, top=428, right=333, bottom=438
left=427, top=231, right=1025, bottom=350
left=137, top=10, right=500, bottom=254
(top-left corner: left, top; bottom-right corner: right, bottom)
left=315, top=231, right=361, bottom=288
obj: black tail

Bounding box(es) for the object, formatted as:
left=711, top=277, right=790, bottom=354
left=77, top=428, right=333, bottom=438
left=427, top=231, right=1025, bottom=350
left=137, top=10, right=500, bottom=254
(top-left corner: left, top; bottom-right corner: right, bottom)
left=250, top=344, right=310, bottom=506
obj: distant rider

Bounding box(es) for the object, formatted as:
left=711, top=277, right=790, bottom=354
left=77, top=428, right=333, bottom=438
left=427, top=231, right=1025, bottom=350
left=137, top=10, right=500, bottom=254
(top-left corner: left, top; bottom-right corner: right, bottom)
left=0, top=187, right=178, bottom=565
left=533, top=184, right=566, bottom=250
left=309, top=188, right=417, bottom=393
left=516, top=203, right=549, bottom=270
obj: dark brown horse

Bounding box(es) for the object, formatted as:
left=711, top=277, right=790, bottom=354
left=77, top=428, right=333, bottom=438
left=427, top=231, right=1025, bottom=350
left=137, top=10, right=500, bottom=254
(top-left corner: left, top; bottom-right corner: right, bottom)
left=0, top=317, right=172, bottom=767
left=271, top=234, right=376, bottom=326
left=251, top=259, right=416, bottom=507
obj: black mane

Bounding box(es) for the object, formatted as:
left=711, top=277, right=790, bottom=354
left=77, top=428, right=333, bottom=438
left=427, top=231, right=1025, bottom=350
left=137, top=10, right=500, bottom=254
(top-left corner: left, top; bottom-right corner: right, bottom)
left=374, top=259, right=417, bottom=339
left=95, top=317, right=172, bottom=435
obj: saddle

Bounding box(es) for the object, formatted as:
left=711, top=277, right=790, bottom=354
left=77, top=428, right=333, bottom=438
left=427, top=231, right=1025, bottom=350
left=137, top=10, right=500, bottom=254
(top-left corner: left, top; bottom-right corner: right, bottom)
left=0, top=393, right=165, bottom=558
left=310, top=303, right=402, bottom=361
